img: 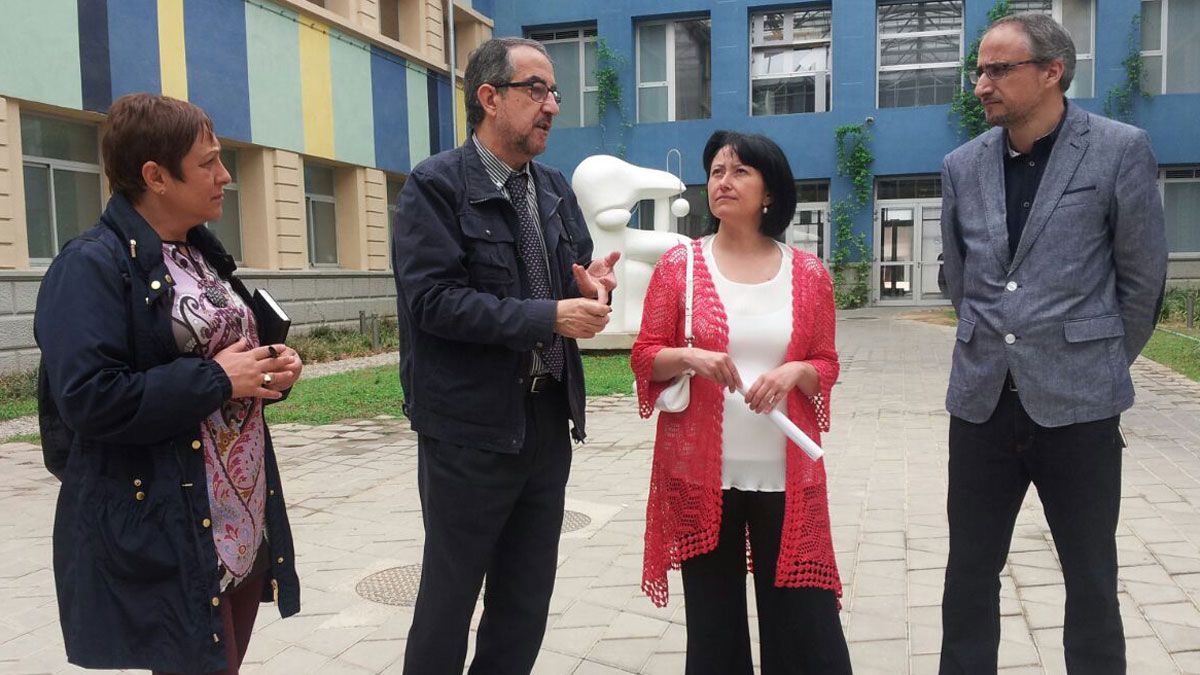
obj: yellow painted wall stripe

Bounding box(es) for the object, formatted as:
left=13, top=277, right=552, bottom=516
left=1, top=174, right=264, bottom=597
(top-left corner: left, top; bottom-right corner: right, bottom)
left=157, top=0, right=188, bottom=99
left=455, top=80, right=467, bottom=145
left=298, top=16, right=335, bottom=159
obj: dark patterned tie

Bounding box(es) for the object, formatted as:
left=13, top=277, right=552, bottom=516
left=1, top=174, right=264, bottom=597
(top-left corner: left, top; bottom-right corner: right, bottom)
left=505, top=171, right=564, bottom=380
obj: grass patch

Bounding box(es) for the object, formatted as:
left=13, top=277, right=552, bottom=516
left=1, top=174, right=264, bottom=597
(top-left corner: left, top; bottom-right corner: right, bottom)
left=265, top=366, right=401, bottom=426
left=265, top=354, right=634, bottom=426
left=582, top=353, right=634, bottom=396
left=1143, top=329, right=1200, bottom=383
left=2, top=433, right=41, bottom=445
left=0, top=370, right=37, bottom=422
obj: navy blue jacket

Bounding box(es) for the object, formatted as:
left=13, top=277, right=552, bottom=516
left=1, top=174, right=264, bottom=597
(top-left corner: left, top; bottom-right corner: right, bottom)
left=34, top=194, right=300, bottom=674
left=392, top=142, right=594, bottom=452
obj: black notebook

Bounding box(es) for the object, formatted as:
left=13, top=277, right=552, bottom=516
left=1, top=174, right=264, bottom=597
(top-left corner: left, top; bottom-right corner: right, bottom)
left=251, top=288, right=291, bottom=346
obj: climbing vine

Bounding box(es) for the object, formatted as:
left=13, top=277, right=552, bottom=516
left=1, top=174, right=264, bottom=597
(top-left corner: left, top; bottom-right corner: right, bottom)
left=830, top=124, right=874, bottom=309
left=949, top=0, right=1012, bottom=140
left=593, top=39, right=633, bottom=156
left=1103, top=13, right=1149, bottom=124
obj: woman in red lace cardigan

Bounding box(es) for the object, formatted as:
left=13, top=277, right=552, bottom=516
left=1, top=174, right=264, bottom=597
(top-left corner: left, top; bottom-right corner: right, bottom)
left=631, top=131, right=851, bottom=674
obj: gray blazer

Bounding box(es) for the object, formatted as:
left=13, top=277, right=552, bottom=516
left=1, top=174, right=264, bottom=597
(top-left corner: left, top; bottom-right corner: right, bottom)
left=941, top=103, right=1167, bottom=427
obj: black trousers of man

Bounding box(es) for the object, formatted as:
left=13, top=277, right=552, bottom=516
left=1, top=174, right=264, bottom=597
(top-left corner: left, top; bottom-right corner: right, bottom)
left=940, top=382, right=1125, bottom=675
left=402, top=384, right=572, bottom=675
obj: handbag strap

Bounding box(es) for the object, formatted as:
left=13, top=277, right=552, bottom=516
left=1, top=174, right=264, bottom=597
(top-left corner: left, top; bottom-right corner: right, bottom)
left=683, top=239, right=694, bottom=346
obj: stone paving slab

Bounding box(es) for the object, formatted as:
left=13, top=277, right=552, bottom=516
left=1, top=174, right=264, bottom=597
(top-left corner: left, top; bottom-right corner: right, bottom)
left=2, top=308, right=1199, bottom=674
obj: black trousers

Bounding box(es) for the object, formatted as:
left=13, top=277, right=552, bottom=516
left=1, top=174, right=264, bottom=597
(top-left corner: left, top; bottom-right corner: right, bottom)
left=402, top=385, right=572, bottom=675
left=940, top=384, right=1125, bottom=674
left=680, top=489, right=852, bottom=675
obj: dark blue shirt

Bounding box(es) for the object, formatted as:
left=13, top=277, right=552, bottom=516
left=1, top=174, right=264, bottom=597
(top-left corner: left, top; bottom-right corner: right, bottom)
left=1003, top=100, right=1069, bottom=259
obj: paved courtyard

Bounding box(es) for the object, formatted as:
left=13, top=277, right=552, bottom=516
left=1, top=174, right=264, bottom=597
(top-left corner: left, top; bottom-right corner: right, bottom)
left=2, top=308, right=1200, bottom=674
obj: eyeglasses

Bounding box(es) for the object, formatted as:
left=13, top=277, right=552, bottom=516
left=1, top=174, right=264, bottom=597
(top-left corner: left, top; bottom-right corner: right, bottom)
left=969, top=59, right=1045, bottom=84
left=493, top=80, right=562, bottom=105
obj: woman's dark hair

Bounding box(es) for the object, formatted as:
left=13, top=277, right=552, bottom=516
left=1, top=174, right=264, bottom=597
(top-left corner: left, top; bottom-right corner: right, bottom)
left=102, top=93, right=214, bottom=201
left=702, top=130, right=796, bottom=238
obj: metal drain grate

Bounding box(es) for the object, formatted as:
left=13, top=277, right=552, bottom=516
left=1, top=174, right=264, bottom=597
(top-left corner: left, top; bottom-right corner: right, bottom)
left=356, top=564, right=423, bottom=606
left=561, top=509, right=591, bottom=533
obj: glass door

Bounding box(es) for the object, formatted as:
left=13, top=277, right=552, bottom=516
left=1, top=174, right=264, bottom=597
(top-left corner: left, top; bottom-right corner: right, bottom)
left=875, top=199, right=949, bottom=304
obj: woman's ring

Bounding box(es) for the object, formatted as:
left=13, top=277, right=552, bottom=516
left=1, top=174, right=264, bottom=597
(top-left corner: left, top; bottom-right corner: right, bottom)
left=263, top=373, right=273, bottom=386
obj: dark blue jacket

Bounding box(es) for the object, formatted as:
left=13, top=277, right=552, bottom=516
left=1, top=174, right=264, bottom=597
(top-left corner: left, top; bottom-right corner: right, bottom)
left=392, top=142, right=594, bottom=452
left=34, top=194, right=300, bottom=674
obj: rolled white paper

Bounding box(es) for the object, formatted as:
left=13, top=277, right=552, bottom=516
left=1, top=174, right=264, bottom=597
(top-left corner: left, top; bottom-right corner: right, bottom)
left=737, top=387, right=824, bottom=461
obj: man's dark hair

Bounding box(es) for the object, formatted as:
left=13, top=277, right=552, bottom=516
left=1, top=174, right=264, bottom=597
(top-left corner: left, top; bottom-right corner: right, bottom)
left=702, top=130, right=797, bottom=238
left=464, top=37, right=550, bottom=129
left=989, top=12, right=1077, bottom=92
left=101, top=93, right=215, bottom=201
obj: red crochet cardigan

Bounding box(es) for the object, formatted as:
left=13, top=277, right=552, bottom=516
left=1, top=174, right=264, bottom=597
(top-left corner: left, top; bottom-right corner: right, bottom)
left=631, top=239, right=842, bottom=608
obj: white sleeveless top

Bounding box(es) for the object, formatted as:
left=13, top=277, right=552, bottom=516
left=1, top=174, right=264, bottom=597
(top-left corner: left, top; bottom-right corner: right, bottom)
left=703, top=236, right=794, bottom=492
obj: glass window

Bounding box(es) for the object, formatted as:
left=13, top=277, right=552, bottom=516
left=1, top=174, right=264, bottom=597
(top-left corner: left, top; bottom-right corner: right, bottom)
left=789, top=180, right=831, bottom=260
left=21, top=114, right=102, bottom=261
left=1142, top=0, right=1200, bottom=95
left=637, top=18, right=712, bottom=122
left=530, top=27, right=599, bottom=129
left=877, top=1, right=963, bottom=108
left=304, top=164, right=338, bottom=266
left=1008, top=0, right=1094, bottom=97
left=877, top=176, right=943, bottom=200
left=1161, top=167, right=1200, bottom=254
left=206, top=148, right=241, bottom=261
left=386, top=175, right=406, bottom=268
left=751, top=7, right=832, bottom=116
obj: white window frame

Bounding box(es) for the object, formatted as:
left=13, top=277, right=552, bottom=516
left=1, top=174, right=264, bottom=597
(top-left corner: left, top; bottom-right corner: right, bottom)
left=304, top=166, right=339, bottom=268
left=205, top=148, right=242, bottom=262
left=636, top=20, right=675, bottom=122
left=1142, top=0, right=1165, bottom=94
left=636, top=17, right=710, bottom=123
left=749, top=7, right=833, bottom=115
left=1159, top=166, right=1200, bottom=258
left=22, top=154, right=103, bottom=264
left=1010, top=0, right=1095, bottom=97
left=876, top=1, right=964, bottom=109
left=789, top=200, right=832, bottom=262
left=530, top=27, right=598, bottom=128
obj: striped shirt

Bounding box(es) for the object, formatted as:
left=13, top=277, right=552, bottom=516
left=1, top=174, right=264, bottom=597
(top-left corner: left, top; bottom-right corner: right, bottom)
left=471, top=135, right=554, bottom=376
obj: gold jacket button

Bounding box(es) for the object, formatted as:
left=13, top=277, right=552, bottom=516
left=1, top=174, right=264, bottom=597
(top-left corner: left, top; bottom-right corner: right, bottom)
left=212, top=633, right=220, bottom=643
left=133, top=478, right=142, bottom=487
left=211, top=596, right=220, bottom=607
left=164, top=274, right=173, bottom=284
left=135, top=491, right=145, bottom=501
left=276, top=556, right=284, bottom=564
left=150, top=280, right=162, bottom=290
left=192, top=440, right=202, bottom=450
left=269, top=489, right=276, bottom=496
left=202, top=518, right=211, bottom=528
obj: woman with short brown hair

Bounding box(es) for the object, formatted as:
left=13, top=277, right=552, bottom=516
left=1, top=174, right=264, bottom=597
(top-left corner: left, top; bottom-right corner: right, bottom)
left=35, top=93, right=303, bottom=674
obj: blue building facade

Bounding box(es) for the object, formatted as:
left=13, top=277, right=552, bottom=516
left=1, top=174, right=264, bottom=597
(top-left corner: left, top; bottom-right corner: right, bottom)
left=494, top=0, right=1200, bottom=305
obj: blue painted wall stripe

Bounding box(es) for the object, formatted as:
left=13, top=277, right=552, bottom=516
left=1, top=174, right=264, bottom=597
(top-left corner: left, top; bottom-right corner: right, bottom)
left=426, top=75, right=444, bottom=154
left=107, top=0, right=161, bottom=99
left=436, top=75, right=454, bottom=153
left=370, top=46, right=410, bottom=174
left=184, top=0, right=251, bottom=142
left=78, top=0, right=111, bottom=112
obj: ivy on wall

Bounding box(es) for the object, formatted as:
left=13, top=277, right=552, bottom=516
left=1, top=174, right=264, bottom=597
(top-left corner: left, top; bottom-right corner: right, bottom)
left=948, top=0, right=1011, bottom=140
left=830, top=124, right=874, bottom=309
left=593, top=39, right=632, bottom=157
left=1103, top=13, right=1149, bottom=124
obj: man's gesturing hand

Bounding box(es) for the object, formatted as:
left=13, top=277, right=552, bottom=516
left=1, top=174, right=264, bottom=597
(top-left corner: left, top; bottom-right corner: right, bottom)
left=555, top=298, right=611, bottom=339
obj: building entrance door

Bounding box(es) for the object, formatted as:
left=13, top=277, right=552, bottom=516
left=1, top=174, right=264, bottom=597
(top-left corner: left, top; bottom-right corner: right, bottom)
left=874, top=199, right=950, bottom=305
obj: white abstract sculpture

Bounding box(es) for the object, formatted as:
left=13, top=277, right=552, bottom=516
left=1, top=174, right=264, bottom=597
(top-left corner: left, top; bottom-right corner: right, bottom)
left=572, top=155, right=692, bottom=334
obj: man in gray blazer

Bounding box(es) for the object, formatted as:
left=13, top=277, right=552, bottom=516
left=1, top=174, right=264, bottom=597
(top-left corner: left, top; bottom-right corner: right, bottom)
left=938, top=13, right=1167, bottom=675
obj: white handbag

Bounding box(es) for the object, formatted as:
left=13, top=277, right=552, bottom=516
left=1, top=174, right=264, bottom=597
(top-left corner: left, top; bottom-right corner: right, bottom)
left=654, top=241, right=695, bottom=413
